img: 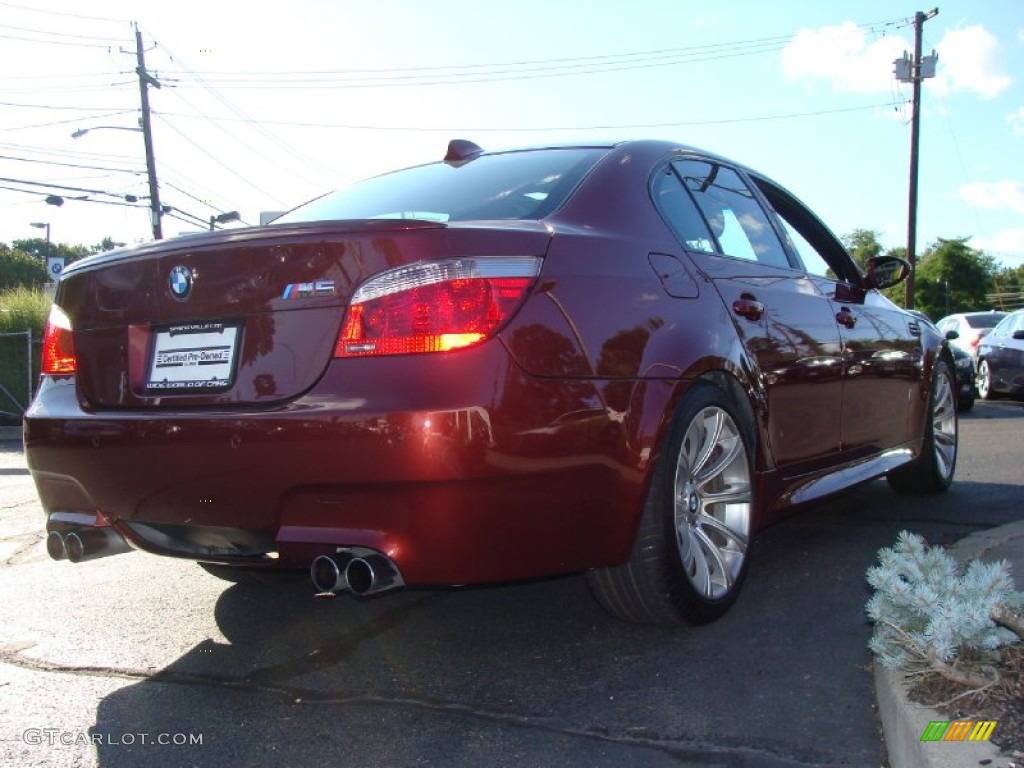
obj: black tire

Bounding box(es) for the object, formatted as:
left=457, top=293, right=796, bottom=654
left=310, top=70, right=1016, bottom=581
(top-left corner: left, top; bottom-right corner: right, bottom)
left=586, top=381, right=756, bottom=626
left=957, top=393, right=975, bottom=412
left=887, top=358, right=957, bottom=494
left=198, top=562, right=306, bottom=585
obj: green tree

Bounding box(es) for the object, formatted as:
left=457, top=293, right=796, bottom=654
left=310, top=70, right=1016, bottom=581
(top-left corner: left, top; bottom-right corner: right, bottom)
left=0, top=244, right=47, bottom=289
left=12, top=238, right=90, bottom=265
left=991, top=265, right=1024, bottom=311
left=912, top=238, right=997, bottom=319
left=842, top=229, right=884, bottom=270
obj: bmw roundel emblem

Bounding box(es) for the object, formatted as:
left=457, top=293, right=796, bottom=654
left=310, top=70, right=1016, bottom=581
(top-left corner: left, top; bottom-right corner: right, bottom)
left=169, top=265, right=193, bottom=300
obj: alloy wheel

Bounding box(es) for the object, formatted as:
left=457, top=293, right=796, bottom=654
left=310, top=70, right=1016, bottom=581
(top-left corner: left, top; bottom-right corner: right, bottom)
left=673, top=406, right=751, bottom=600
left=931, top=366, right=957, bottom=482
left=977, top=360, right=992, bottom=399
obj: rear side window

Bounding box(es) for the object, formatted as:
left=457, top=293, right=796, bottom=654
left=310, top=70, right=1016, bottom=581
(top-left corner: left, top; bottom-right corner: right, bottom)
left=670, top=160, right=791, bottom=269
left=651, top=168, right=715, bottom=251
left=965, top=314, right=1004, bottom=329
left=273, top=148, right=607, bottom=225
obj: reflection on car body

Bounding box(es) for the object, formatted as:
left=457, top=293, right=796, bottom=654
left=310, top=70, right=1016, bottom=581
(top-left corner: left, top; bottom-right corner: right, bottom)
left=26, top=139, right=958, bottom=626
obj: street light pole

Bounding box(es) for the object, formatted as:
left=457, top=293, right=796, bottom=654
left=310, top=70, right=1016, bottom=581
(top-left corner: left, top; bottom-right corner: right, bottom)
left=209, top=211, right=241, bottom=230
left=29, top=221, right=50, bottom=258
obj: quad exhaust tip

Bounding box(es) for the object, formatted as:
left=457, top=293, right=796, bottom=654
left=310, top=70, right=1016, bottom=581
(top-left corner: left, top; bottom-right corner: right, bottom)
left=310, top=550, right=404, bottom=596
left=46, top=531, right=67, bottom=561
left=45, top=527, right=132, bottom=563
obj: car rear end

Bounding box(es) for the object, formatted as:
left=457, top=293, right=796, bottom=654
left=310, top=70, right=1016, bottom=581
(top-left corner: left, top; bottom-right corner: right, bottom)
left=25, top=144, right=639, bottom=588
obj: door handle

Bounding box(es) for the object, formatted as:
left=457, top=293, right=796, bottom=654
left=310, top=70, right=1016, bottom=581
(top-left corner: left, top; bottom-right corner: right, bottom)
left=835, top=308, right=857, bottom=329
left=732, top=296, right=764, bottom=322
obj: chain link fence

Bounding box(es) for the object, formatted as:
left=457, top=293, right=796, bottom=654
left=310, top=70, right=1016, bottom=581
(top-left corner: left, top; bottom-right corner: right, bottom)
left=0, top=330, right=39, bottom=425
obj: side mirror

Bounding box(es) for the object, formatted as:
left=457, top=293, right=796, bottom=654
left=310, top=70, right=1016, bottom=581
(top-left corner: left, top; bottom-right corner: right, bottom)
left=944, top=330, right=960, bottom=341
left=1013, top=330, right=1024, bottom=341
left=864, top=256, right=911, bottom=290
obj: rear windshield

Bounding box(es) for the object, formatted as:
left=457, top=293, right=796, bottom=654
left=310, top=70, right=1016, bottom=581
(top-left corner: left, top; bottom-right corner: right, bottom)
left=273, top=148, right=607, bottom=225
left=965, top=313, right=1005, bottom=329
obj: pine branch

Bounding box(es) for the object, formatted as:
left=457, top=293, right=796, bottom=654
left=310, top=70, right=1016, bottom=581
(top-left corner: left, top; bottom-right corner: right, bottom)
left=925, top=648, right=998, bottom=688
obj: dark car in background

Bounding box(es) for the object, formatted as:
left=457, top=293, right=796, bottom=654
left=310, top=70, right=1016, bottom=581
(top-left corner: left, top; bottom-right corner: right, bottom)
left=906, top=310, right=975, bottom=411
left=976, top=308, right=1024, bottom=400
left=25, top=139, right=957, bottom=626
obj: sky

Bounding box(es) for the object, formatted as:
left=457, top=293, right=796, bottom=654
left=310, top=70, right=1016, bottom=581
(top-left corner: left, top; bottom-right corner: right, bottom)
left=0, top=0, right=1022, bottom=267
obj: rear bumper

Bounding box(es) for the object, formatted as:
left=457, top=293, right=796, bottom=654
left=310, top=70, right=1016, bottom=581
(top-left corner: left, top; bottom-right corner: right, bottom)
left=25, top=345, right=648, bottom=585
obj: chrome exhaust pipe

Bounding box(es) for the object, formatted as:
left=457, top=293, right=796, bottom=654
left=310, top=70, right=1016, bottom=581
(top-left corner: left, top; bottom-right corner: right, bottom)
left=310, top=553, right=352, bottom=593
left=63, top=528, right=132, bottom=563
left=46, top=531, right=67, bottom=561
left=345, top=552, right=404, bottom=596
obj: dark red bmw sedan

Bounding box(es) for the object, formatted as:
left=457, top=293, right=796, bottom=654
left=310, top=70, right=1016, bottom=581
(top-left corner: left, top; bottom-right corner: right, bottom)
left=25, top=139, right=958, bottom=625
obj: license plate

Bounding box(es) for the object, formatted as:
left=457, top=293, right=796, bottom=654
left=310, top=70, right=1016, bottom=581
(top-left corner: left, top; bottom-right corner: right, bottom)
left=146, top=321, right=240, bottom=392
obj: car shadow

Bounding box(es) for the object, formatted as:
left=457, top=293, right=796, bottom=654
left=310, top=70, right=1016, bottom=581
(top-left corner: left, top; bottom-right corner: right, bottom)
left=84, top=474, right=1023, bottom=767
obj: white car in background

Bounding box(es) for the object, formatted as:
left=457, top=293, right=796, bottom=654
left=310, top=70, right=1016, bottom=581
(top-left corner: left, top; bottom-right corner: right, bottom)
left=936, top=311, right=1006, bottom=359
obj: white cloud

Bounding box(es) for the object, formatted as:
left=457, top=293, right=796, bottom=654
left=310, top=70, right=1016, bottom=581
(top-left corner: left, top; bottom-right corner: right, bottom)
left=782, top=22, right=908, bottom=93
left=783, top=23, right=1012, bottom=101
left=1009, top=107, right=1024, bottom=136
left=971, top=229, right=1024, bottom=259
left=959, top=181, right=1024, bottom=214
left=930, top=26, right=1011, bottom=99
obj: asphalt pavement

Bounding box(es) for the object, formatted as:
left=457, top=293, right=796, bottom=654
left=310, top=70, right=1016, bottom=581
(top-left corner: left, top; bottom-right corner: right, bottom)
left=1, top=401, right=1023, bottom=767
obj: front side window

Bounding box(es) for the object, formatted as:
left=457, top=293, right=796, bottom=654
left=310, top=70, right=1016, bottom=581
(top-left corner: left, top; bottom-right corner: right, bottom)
left=671, top=160, right=791, bottom=269
left=752, top=176, right=861, bottom=284
left=273, top=148, right=607, bottom=225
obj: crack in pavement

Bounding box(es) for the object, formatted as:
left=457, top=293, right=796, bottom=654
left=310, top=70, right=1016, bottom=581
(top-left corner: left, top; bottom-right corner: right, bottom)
left=1, top=531, right=43, bottom=565
left=0, top=649, right=819, bottom=766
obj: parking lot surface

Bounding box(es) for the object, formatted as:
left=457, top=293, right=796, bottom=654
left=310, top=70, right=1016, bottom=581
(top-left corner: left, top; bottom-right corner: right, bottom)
left=1, top=401, right=1022, bottom=767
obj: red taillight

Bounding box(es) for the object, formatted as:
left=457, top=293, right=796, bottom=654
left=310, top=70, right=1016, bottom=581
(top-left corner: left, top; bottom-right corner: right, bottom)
left=41, top=304, right=77, bottom=375
left=336, top=257, right=541, bottom=358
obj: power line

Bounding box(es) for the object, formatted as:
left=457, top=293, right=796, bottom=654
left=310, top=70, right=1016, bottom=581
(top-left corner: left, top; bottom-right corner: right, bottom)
left=0, top=154, right=142, bottom=174
left=0, top=71, right=132, bottom=81
left=165, top=17, right=910, bottom=81
left=147, top=28, right=341, bottom=188
left=0, top=109, right=137, bottom=133
left=0, top=31, right=125, bottom=49
left=0, top=22, right=126, bottom=43
left=154, top=100, right=906, bottom=133
left=155, top=113, right=290, bottom=204
left=0, top=100, right=134, bottom=111
left=0, top=177, right=213, bottom=226
left=0, top=83, right=135, bottom=96
left=0, top=175, right=132, bottom=197
left=0, top=140, right=137, bottom=163
left=0, top=1, right=128, bottom=25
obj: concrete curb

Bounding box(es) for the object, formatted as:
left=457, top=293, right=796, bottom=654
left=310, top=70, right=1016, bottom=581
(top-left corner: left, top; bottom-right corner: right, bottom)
left=875, top=524, right=1024, bottom=768
left=875, top=664, right=1006, bottom=768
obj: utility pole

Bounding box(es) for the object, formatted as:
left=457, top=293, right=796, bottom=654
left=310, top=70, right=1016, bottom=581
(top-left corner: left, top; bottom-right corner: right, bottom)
left=135, top=23, right=163, bottom=240
left=895, top=8, right=939, bottom=309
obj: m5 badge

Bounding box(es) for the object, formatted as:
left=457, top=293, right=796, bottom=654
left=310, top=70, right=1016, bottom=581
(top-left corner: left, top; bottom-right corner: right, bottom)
left=282, top=280, right=336, bottom=299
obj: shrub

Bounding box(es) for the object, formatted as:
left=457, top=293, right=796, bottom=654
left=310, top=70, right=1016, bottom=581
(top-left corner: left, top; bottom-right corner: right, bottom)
left=0, top=287, right=50, bottom=420
left=0, top=245, right=47, bottom=290
left=866, top=531, right=1023, bottom=687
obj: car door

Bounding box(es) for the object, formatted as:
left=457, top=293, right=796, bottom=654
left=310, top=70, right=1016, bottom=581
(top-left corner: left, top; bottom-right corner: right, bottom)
left=750, top=175, right=923, bottom=457
left=655, top=158, right=844, bottom=474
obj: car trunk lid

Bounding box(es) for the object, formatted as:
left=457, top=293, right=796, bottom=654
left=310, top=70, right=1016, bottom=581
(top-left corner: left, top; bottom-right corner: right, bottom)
left=57, top=220, right=551, bottom=408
